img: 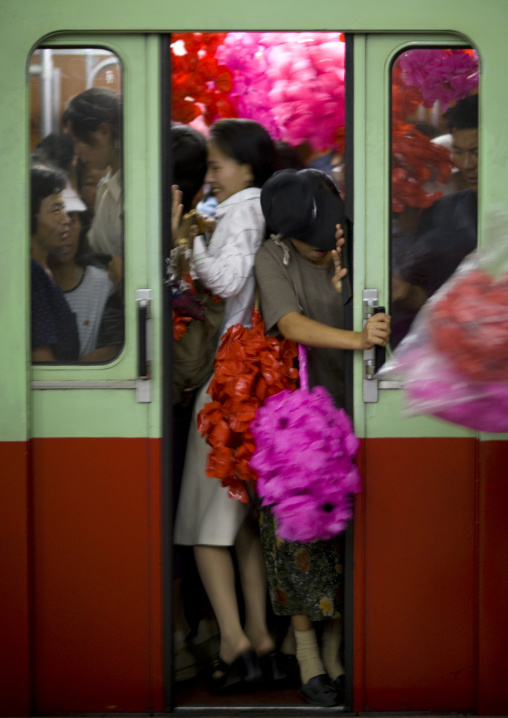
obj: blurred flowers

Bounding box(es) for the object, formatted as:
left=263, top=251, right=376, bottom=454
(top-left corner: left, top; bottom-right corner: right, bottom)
left=428, top=268, right=508, bottom=382
left=172, top=32, right=346, bottom=151
left=378, top=209, right=508, bottom=433
left=397, top=49, right=479, bottom=113
left=216, top=32, right=346, bottom=151
left=171, top=33, right=236, bottom=125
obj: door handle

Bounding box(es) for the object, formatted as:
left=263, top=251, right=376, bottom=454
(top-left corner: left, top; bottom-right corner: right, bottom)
left=136, top=289, right=152, bottom=403
left=363, top=289, right=384, bottom=403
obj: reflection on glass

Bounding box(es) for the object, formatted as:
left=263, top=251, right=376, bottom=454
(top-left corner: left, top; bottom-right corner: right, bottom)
left=390, top=48, right=479, bottom=348
left=29, top=48, right=124, bottom=363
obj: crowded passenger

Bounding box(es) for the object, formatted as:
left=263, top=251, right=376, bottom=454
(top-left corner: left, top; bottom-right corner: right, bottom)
left=391, top=94, right=478, bottom=345
left=64, top=88, right=123, bottom=259
left=169, top=123, right=225, bottom=680
left=75, top=157, right=107, bottom=218
left=255, top=168, right=390, bottom=706
left=173, top=119, right=282, bottom=692
left=48, top=186, right=113, bottom=358
left=412, top=94, right=478, bottom=294
left=30, top=164, right=79, bottom=363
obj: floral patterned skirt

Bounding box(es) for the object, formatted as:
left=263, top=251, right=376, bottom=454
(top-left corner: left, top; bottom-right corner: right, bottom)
left=259, top=506, right=343, bottom=622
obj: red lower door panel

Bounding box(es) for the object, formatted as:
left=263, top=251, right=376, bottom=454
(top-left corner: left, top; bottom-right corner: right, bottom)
left=3, top=434, right=507, bottom=715
left=0, top=441, right=30, bottom=717
left=355, top=437, right=477, bottom=713
left=30, top=437, right=163, bottom=715
left=477, top=440, right=508, bottom=717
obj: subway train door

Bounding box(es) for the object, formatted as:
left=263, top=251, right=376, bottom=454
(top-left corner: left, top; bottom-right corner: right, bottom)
left=353, top=33, right=507, bottom=716
left=29, top=35, right=165, bottom=714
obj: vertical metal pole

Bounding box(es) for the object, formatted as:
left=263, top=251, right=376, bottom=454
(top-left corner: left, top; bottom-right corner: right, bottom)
left=40, top=49, right=54, bottom=136
left=51, top=67, right=61, bottom=134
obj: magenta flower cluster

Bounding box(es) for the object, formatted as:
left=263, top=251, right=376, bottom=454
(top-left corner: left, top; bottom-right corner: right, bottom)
left=398, top=49, right=479, bottom=112
left=216, top=32, right=345, bottom=151
left=249, top=385, right=361, bottom=543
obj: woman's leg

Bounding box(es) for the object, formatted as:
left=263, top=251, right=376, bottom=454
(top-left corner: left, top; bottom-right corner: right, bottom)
left=322, top=617, right=344, bottom=680
left=291, top=615, right=326, bottom=684
left=234, top=517, right=275, bottom=657
left=193, top=544, right=250, bottom=666
left=292, top=615, right=340, bottom=707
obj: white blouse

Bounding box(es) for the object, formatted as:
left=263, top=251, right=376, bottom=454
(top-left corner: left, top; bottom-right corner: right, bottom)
left=88, top=169, right=123, bottom=257
left=191, top=187, right=265, bottom=339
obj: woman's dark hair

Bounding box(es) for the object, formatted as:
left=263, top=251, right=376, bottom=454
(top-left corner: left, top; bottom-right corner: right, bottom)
left=261, top=168, right=346, bottom=250
left=171, top=124, right=207, bottom=213
left=63, top=88, right=122, bottom=144
left=303, top=167, right=342, bottom=197
left=35, top=133, right=75, bottom=174
left=30, top=164, right=67, bottom=235
left=209, top=118, right=276, bottom=188
left=445, top=93, right=478, bottom=132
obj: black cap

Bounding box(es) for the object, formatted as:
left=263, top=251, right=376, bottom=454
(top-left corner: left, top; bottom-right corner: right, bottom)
left=261, top=169, right=346, bottom=251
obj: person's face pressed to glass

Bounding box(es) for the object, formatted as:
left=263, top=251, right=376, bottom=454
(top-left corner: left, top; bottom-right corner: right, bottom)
left=35, top=193, right=70, bottom=254
left=49, top=211, right=81, bottom=266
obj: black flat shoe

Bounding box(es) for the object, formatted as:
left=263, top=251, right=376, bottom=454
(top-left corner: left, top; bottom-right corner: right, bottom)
left=209, top=649, right=261, bottom=694
left=334, top=673, right=345, bottom=703
left=258, top=651, right=288, bottom=683
left=299, top=674, right=340, bottom=707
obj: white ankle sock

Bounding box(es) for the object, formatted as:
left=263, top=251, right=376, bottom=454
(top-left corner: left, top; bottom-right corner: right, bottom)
left=294, top=628, right=325, bottom=684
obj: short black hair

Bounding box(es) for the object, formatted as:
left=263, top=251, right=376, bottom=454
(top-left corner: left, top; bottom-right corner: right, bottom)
left=171, top=124, right=207, bottom=213
left=445, top=94, right=478, bottom=132
left=261, top=168, right=346, bottom=251
left=30, top=164, right=67, bottom=235
left=209, top=119, right=276, bottom=188
left=63, top=88, right=122, bottom=144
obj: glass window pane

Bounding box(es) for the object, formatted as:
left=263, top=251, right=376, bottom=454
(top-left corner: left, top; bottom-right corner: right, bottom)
left=29, top=48, right=124, bottom=363
left=390, top=47, right=479, bottom=348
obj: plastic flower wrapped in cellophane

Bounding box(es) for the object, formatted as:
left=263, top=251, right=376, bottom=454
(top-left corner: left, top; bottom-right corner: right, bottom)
left=379, top=208, right=508, bottom=432
left=249, top=345, right=361, bottom=543
left=197, top=309, right=298, bottom=503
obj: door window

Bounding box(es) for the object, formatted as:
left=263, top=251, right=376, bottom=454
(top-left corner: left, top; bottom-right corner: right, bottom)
left=29, top=48, right=124, bottom=363
left=389, top=47, right=479, bottom=348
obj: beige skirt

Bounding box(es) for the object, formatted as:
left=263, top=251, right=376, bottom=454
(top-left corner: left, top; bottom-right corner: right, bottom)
left=173, top=379, right=249, bottom=546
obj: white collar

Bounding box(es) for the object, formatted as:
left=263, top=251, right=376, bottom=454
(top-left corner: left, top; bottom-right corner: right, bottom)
left=215, top=187, right=260, bottom=218
left=101, top=169, right=122, bottom=201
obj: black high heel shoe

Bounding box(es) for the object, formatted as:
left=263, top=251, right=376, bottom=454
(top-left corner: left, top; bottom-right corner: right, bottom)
left=258, top=651, right=288, bottom=684
left=209, top=649, right=262, bottom=693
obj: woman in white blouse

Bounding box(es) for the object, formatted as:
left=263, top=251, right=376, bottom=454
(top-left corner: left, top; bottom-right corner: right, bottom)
left=174, top=119, right=282, bottom=692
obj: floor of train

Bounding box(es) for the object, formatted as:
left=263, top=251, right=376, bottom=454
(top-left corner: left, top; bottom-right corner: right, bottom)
left=174, top=674, right=486, bottom=716
left=175, top=667, right=309, bottom=709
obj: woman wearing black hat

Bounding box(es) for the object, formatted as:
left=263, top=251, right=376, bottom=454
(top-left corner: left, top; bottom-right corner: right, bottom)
left=255, top=169, right=390, bottom=707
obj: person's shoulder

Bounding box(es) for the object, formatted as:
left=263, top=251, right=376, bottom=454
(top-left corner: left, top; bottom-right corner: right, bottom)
left=219, top=188, right=262, bottom=216
left=256, top=236, right=279, bottom=256
left=85, top=264, right=111, bottom=283
left=434, top=189, right=472, bottom=209
left=255, top=237, right=290, bottom=267
left=418, top=189, right=474, bottom=234
left=215, top=190, right=264, bottom=242
left=31, top=259, right=53, bottom=291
